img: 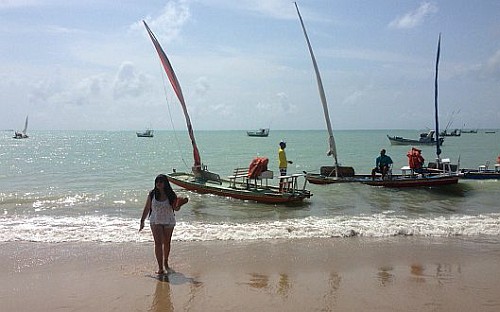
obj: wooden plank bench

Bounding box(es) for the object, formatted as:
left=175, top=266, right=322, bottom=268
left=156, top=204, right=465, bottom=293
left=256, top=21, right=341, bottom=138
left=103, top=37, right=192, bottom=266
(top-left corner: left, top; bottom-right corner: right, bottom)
left=228, top=167, right=249, bottom=188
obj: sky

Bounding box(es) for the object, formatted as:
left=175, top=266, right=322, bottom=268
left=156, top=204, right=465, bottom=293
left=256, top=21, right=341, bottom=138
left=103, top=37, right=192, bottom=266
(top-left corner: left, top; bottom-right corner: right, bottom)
left=1, top=0, right=499, bottom=131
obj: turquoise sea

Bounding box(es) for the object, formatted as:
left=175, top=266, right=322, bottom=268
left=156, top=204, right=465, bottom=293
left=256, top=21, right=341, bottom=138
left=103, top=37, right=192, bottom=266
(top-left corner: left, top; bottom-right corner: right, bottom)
left=1, top=129, right=499, bottom=243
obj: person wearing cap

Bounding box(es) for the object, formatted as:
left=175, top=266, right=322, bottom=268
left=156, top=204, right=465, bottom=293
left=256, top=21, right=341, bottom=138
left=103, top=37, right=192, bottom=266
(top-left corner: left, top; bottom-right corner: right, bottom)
left=278, top=141, right=293, bottom=176
left=371, top=149, right=393, bottom=180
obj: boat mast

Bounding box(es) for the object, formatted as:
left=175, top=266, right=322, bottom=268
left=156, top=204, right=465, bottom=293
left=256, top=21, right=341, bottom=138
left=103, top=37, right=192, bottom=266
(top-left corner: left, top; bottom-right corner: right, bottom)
left=294, top=2, right=339, bottom=176
left=143, top=21, right=202, bottom=169
left=434, top=33, right=442, bottom=161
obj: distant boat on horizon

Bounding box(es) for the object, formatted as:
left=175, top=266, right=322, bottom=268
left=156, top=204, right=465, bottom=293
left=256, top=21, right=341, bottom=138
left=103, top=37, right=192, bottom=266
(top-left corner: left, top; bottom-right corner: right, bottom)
left=246, top=128, right=269, bottom=137
left=136, top=129, right=154, bottom=137
left=13, top=115, right=29, bottom=139
left=387, top=129, right=444, bottom=146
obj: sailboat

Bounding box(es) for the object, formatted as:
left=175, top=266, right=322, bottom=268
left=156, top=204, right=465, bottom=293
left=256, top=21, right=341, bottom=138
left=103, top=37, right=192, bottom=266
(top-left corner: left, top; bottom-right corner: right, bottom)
left=364, top=34, right=459, bottom=188
left=143, top=21, right=311, bottom=204
left=13, top=115, right=29, bottom=139
left=294, top=3, right=361, bottom=184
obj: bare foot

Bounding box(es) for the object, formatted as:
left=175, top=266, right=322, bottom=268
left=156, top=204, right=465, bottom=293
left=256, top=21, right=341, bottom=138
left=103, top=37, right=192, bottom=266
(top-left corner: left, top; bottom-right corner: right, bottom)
left=156, top=269, right=165, bottom=275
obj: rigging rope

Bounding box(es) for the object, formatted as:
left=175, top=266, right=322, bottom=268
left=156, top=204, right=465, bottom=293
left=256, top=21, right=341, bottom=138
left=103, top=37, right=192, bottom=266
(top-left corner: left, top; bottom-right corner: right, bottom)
left=157, top=62, right=190, bottom=172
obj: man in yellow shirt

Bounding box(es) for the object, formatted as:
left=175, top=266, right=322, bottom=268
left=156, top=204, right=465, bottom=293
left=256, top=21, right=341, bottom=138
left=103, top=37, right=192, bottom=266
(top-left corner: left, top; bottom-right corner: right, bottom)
left=278, top=141, right=293, bottom=176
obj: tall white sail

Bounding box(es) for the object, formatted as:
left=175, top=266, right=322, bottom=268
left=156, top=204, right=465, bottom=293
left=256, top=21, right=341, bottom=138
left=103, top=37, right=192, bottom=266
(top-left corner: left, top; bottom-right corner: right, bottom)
left=294, top=2, right=338, bottom=173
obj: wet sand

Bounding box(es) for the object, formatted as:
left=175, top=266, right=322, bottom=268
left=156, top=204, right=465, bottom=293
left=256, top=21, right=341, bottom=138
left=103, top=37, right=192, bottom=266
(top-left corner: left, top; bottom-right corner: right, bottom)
left=1, top=237, right=500, bottom=311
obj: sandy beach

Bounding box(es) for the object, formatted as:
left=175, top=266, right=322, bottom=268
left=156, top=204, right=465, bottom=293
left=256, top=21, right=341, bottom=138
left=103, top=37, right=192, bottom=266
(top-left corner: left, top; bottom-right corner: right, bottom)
left=1, top=237, right=500, bottom=311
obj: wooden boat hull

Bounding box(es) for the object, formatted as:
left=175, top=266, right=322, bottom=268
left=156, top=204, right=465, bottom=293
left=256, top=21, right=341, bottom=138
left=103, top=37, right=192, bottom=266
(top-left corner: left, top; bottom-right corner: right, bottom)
left=363, top=175, right=459, bottom=188
left=306, top=165, right=369, bottom=184
left=306, top=173, right=370, bottom=184
left=460, top=171, right=500, bottom=180
left=167, top=171, right=311, bottom=204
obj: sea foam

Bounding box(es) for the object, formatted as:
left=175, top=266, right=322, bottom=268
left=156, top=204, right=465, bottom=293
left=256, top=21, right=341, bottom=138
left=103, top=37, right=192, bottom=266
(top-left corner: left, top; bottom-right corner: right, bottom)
left=1, top=213, right=500, bottom=243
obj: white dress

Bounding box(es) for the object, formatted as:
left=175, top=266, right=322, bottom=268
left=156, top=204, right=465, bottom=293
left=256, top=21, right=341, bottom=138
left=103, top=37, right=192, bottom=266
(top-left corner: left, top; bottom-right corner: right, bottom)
left=149, top=196, right=176, bottom=227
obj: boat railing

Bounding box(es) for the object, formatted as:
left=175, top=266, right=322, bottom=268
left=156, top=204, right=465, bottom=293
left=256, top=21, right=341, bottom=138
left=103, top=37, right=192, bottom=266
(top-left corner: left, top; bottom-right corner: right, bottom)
left=279, top=174, right=307, bottom=194
left=440, top=158, right=452, bottom=173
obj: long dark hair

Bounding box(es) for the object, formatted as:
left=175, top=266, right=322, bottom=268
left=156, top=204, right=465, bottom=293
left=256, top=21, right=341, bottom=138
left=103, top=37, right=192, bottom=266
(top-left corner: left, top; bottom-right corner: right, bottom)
left=150, top=174, right=177, bottom=205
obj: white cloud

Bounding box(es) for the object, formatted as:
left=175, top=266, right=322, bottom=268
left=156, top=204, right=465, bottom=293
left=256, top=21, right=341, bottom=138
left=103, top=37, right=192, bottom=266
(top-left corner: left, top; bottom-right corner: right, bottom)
left=389, top=2, right=438, bottom=29
left=113, top=62, right=148, bottom=99
left=254, top=92, right=295, bottom=115
left=132, top=0, right=191, bottom=44
left=483, top=49, right=500, bottom=81
left=450, top=49, right=500, bottom=82
left=194, top=76, right=210, bottom=97
left=276, top=92, right=292, bottom=113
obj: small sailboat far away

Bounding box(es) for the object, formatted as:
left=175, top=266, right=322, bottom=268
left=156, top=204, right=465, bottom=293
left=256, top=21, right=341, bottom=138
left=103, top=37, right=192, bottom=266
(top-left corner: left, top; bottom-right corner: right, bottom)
left=13, top=115, right=29, bottom=139
left=364, top=34, right=459, bottom=188
left=143, top=21, right=311, bottom=204
left=136, top=128, right=154, bottom=137
left=294, top=3, right=359, bottom=184
left=246, top=128, right=270, bottom=137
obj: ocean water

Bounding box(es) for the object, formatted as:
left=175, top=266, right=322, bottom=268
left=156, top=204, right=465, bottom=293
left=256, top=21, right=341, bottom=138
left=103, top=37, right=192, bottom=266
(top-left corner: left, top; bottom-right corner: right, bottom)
left=1, top=129, right=499, bottom=243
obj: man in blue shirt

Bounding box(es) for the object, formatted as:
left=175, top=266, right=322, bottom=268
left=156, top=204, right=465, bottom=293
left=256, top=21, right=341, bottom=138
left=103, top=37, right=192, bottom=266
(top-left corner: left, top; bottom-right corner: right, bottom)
left=371, top=149, right=393, bottom=180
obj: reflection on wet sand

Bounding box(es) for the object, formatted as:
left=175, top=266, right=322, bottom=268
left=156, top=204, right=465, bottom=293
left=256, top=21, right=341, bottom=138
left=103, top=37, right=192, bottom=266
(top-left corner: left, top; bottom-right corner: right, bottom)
left=410, top=263, right=460, bottom=285
left=324, top=272, right=342, bottom=311
left=436, top=263, right=459, bottom=285
left=149, top=270, right=202, bottom=312
left=377, top=266, right=394, bottom=286
left=241, top=271, right=342, bottom=309
left=242, top=272, right=292, bottom=298
left=245, top=273, right=269, bottom=289
left=150, top=278, right=173, bottom=312
left=411, top=263, right=426, bottom=283
left=375, top=262, right=462, bottom=287
left=277, top=273, right=290, bottom=297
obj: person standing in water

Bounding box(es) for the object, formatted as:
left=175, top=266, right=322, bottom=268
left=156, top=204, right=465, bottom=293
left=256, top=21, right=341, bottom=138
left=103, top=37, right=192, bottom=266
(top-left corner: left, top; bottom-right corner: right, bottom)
left=278, top=141, right=293, bottom=176
left=140, top=174, right=188, bottom=274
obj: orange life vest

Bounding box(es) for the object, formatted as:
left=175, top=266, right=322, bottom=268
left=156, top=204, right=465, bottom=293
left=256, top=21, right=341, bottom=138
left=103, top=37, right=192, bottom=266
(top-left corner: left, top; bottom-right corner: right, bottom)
left=248, top=157, right=269, bottom=179
left=407, top=147, right=425, bottom=169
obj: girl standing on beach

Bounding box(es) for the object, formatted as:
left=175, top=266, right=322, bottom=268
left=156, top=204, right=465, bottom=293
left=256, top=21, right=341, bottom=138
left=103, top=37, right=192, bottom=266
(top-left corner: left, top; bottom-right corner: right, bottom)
left=140, top=174, right=188, bottom=274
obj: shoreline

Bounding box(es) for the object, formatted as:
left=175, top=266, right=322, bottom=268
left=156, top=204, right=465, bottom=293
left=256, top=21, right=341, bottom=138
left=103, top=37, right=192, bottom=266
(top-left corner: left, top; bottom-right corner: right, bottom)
left=2, top=237, right=500, bottom=311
